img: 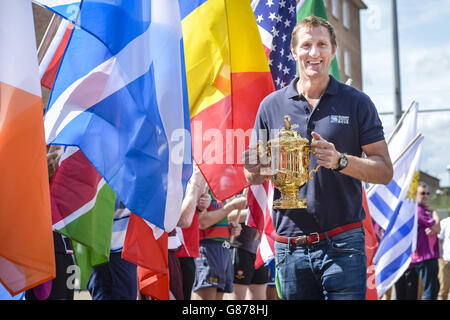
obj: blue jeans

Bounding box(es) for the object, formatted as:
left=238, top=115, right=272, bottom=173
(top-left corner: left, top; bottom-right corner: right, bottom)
left=275, top=227, right=367, bottom=300
left=415, top=258, right=440, bottom=300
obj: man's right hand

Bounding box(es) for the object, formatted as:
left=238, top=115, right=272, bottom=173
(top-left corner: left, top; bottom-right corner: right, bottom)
left=242, top=146, right=261, bottom=173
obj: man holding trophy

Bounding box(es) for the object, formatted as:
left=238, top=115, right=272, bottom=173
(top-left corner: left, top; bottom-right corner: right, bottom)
left=243, top=16, right=393, bottom=300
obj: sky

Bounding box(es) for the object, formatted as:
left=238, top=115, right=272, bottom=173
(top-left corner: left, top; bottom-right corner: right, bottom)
left=359, top=0, right=450, bottom=187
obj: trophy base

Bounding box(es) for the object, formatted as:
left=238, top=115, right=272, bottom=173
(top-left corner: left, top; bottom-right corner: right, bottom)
left=273, top=198, right=307, bottom=209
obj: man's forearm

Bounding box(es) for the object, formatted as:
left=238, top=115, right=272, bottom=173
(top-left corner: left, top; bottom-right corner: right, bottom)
left=198, top=203, right=235, bottom=230
left=340, top=154, right=393, bottom=185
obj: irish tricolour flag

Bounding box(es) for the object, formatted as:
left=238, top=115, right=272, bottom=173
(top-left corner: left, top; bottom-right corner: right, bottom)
left=0, top=0, right=55, bottom=296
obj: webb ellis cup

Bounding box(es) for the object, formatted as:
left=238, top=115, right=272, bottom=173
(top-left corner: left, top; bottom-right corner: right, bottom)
left=258, top=115, right=319, bottom=209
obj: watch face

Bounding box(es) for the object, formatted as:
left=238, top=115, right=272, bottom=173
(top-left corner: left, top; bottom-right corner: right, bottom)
left=340, top=154, right=348, bottom=168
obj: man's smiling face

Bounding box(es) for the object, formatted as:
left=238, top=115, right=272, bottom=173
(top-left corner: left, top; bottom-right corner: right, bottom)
left=291, top=25, right=336, bottom=81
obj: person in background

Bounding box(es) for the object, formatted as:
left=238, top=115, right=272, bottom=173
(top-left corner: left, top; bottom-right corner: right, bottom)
left=87, top=200, right=137, bottom=300
left=412, top=182, right=440, bottom=300
left=191, top=192, right=246, bottom=300
left=228, top=195, right=269, bottom=300
left=176, top=165, right=211, bottom=300
left=438, top=215, right=450, bottom=299
left=26, top=146, right=75, bottom=301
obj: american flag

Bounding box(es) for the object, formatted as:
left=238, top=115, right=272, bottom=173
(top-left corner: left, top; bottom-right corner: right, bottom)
left=247, top=0, right=297, bottom=268
left=252, top=0, right=297, bottom=89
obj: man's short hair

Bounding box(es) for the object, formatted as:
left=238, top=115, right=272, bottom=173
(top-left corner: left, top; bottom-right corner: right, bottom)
left=291, top=15, right=337, bottom=50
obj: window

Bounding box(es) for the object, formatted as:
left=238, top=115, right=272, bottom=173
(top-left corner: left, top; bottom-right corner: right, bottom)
left=344, top=49, right=351, bottom=77
left=343, top=0, right=350, bottom=29
left=331, top=0, right=340, bottom=20
left=335, top=47, right=341, bottom=70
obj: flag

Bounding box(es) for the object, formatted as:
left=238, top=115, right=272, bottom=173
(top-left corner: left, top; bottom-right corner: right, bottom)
left=122, top=214, right=169, bottom=300
left=0, top=0, right=55, bottom=296
left=368, top=101, right=418, bottom=230
left=252, top=0, right=297, bottom=90
left=387, top=101, right=418, bottom=164
left=246, top=181, right=275, bottom=269
left=39, top=18, right=74, bottom=90
left=246, top=0, right=296, bottom=268
left=181, top=0, right=275, bottom=201
left=0, top=283, right=24, bottom=301
left=362, top=188, right=379, bottom=300
left=297, top=0, right=340, bottom=81
left=43, top=0, right=192, bottom=232
left=50, top=146, right=116, bottom=289
left=371, top=135, right=423, bottom=297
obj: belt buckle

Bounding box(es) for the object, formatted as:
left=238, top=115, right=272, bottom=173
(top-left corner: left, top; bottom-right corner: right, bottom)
left=222, top=241, right=230, bottom=249
left=294, top=236, right=307, bottom=246
left=308, top=232, right=320, bottom=244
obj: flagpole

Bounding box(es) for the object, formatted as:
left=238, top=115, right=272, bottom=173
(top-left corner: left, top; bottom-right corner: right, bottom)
left=392, top=0, right=402, bottom=125
left=386, top=100, right=416, bottom=145
left=366, top=133, right=423, bottom=194
left=37, top=13, right=61, bottom=64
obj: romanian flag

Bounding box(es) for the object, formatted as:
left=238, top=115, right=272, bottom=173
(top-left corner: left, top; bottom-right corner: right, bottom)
left=181, top=0, right=275, bottom=201
left=0, top=0, right=55, bottom=295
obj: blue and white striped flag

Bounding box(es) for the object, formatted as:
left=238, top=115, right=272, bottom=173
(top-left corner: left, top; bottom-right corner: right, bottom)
left=43, top=1, right=192, bottom=232
left=370, top=134, right=424, bottom=297
left=369, top=101, right=418, bottom=229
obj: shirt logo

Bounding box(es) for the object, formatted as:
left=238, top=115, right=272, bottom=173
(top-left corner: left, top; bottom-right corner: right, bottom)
left=330, top=115, right=349, bottom=124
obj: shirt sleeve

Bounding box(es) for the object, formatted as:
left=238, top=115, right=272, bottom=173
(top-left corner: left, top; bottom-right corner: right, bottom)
left=250, top=100, right=269, bottom=147
left=357, top=94, right=385, bottom=147
left=417, top=206, right=435, bottom=228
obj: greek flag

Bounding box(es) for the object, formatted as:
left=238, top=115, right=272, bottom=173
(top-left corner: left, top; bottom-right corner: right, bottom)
left=369, top=134, right=424, bottom=297
left=43, top=1, right=192, bottom=231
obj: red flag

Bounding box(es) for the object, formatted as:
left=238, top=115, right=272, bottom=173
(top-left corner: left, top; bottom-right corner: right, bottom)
left=362, top=187, right=379, bottom=300
left=247, top=180, right=275, bottom=268
left=40, top=20, right=73, bottom=90
left=122, top=213, right=169, bottom=300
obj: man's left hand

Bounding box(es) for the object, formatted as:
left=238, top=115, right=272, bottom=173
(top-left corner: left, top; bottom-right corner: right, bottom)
left=311, top=132, right=341, bottom=170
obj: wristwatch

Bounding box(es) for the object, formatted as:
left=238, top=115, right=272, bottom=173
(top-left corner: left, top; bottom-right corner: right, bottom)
left=334, top=153, right=348, bottom=171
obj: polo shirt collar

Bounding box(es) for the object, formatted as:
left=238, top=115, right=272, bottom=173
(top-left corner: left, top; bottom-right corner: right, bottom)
left=287, top=75, right=339, bottom=100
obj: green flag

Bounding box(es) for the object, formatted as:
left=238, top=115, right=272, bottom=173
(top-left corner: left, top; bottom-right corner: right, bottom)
left=296, top=0, right=341, bottom=80
left=51, top=148, right=116, bottom=290
left=57, top=183, right=116, bottom=289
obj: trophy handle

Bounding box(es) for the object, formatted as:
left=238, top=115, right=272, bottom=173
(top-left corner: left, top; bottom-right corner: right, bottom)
left=308, top=165, right=320, bottom=180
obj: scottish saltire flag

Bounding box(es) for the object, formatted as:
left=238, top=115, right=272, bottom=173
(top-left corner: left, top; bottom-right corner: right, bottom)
left=43, top=1, right=192, bottom=231
left=252, top=0, right=297, bottom=89
left=371, top=135, right=424, bottom=298
left=369, top=101, right=418, bottom=229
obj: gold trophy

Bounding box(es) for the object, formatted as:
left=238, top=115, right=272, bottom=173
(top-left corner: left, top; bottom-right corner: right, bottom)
left=258, top=115, right=319, bottom=209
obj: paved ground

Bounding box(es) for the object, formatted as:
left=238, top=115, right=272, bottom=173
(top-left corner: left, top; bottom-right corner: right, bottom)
left=74, top=290, right=92, bottom=300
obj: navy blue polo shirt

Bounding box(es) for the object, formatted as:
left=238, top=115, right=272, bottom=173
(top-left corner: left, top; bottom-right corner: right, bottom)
left=251, top=75, right=385, bottom=236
